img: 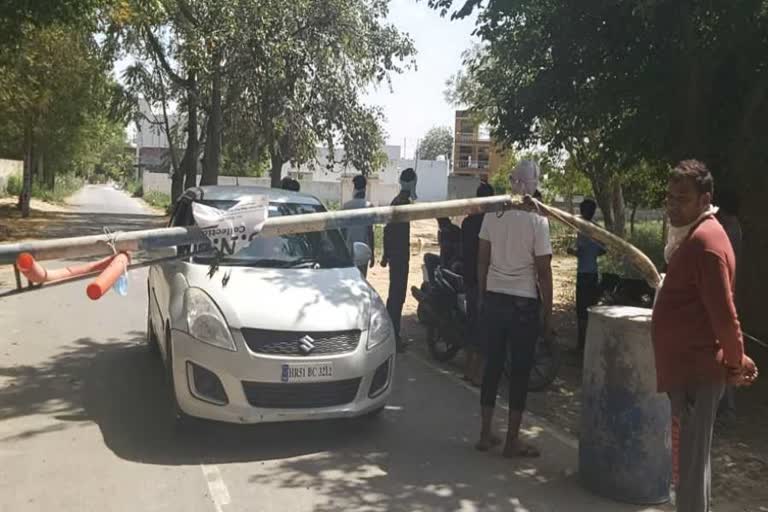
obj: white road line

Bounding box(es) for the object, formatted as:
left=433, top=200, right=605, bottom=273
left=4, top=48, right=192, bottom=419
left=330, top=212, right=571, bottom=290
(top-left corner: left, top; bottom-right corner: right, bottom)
left=405, top=350, right=579, bottom=450
left=200, top=463, right=231, bottom=512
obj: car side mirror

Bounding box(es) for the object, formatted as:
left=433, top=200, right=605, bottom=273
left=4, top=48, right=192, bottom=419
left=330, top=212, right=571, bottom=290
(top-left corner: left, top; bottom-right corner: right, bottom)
left=352, top=242, right=372, bottom=267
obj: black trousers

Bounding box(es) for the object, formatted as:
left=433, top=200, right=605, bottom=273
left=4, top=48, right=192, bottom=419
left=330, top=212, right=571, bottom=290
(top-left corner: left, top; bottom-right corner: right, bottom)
left=386, top=256, right=409, bottom=339
left=480, top=292, right=540, bottom=411
left=576, top=272, right=600, bottom=351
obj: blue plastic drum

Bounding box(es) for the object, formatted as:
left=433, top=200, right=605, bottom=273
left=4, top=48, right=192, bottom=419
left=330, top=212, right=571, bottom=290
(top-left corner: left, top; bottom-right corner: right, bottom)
left=579, top=306, right=671, bottom=505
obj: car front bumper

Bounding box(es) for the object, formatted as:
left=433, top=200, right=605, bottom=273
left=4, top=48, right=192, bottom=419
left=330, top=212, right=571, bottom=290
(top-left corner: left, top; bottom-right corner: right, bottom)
left=169, top=329, right=395, bottom=424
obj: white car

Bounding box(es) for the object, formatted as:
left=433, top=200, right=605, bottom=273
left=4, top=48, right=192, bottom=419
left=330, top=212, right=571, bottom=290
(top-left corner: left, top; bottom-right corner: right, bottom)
left=147, top=186, right=395, bottom=425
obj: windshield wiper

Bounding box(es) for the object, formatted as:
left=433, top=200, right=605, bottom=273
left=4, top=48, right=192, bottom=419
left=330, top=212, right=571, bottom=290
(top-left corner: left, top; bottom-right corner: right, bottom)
left=212, top=257, right=319, bottom=268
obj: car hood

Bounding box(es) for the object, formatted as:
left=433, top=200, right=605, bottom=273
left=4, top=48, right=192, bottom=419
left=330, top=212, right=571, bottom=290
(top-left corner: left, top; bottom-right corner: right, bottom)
left=182, top=264, right=373, bottom=331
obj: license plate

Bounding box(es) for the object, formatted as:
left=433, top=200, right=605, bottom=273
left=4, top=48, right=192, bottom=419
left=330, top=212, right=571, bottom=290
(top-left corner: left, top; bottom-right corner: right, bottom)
left=280, top=362, right=334, bottom=383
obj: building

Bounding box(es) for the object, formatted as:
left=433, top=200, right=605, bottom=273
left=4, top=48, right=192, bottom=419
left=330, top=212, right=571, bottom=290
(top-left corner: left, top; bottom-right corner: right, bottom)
left=452, top=110, right=504, bottom=179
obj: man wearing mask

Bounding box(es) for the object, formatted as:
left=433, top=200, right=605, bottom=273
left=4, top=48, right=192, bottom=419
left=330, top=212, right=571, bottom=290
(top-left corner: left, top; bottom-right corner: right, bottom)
left=652, top=160, right=757, bottom=512
left=342, top=175, right=375, bottom=277
left=381, top=168, right=417, bottom=353
left=475, top=160, right=553, bottom=458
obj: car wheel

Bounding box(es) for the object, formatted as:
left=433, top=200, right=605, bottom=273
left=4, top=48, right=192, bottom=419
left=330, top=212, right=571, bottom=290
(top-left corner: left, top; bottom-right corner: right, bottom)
left=146, top=295, right=160, bottom=354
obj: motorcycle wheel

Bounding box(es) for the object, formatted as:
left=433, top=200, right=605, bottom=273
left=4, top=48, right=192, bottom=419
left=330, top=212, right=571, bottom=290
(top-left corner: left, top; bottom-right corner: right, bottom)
left=426, top=325, right=462, bottom=362
left=504, top=337, right=561, bottom=392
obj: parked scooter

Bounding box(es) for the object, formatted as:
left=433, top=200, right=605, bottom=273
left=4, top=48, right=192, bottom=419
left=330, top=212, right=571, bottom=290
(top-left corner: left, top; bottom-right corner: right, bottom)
left=411, top=253, right=561, bottom=392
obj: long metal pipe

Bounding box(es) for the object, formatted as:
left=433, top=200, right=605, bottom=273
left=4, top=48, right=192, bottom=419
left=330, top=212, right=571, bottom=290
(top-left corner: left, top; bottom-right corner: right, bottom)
left=0, top=195, right=517, bottom=265
left=0, top=194, right=662, bottom=288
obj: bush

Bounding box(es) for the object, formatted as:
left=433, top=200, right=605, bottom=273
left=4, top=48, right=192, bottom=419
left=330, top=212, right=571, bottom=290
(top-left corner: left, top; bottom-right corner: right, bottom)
left=123, top=179, right=143, bottom=197
left=601, top=221, right=664, bottom=278
left=31, top=174, right=83, bottom=203
left=143, top=190, right=171, bottom=211
left=5, top=174, right=22, bottom=196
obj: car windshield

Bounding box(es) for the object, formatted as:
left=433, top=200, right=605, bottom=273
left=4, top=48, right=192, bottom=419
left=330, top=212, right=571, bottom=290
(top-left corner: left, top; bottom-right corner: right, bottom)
left=191, top=199, right=352, bottom=269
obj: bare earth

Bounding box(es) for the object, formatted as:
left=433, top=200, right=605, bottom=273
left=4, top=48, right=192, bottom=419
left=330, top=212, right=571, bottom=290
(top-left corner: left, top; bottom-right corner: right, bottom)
left=367, top=218, right=768, bottom=512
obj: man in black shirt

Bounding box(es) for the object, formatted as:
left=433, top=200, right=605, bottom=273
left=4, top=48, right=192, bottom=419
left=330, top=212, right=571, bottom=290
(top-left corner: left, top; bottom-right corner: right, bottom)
left=461, top=182, right=495, bottom=384
left=381, top=168, right=417, bottom=353
left=437, top=217, right=462, bottom=272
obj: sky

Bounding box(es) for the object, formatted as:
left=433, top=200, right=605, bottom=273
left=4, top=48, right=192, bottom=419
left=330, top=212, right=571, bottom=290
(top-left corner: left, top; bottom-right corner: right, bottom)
left=364, top=0, right=478, bottom=157
left=118, top=1, right=478, bottom=158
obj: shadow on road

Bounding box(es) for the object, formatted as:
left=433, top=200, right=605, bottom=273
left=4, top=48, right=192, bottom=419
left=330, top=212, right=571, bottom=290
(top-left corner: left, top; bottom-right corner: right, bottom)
left=34, top=211, right=167, bottom=240
left=0, top=327, right=628, bottom=512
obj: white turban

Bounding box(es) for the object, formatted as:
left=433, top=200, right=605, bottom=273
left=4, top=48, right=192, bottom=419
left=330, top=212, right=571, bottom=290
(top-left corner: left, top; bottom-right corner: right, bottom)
left=510, top=159, right=540, bottom=195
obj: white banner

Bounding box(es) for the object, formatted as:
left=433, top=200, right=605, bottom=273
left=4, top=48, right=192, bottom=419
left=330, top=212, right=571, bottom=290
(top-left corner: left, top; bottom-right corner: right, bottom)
left=192, top=198, right=268, bottom=256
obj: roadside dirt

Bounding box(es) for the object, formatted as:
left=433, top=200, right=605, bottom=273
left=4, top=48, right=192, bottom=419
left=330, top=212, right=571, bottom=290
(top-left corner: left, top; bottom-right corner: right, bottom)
left=367, top=218, right=768, bottom=511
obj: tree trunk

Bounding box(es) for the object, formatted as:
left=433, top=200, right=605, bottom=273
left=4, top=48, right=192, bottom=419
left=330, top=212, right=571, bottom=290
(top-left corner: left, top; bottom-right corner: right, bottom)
left=269, top=149, right=283, bottom=187
left=200, top=57, right=222, bottom=186
left=611, top=178, right=626, bottom=238
left=737, top=171, right=768, bottom=341
left=181, top=78, right=199, bottom=192
left=590, top=178, right=614, bottom=232
left=630, top=204, right=638, bottom=236
left=19, top=125, right=33, bottom=218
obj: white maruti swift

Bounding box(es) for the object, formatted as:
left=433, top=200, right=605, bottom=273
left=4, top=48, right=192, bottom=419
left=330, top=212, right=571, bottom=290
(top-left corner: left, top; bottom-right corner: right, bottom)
left=147, top=186, right=395, bottom=426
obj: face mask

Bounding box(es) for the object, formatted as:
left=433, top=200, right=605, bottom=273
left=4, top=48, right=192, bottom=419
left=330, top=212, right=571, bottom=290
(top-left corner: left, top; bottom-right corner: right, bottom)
left=399, top=177, right=418, bottom=199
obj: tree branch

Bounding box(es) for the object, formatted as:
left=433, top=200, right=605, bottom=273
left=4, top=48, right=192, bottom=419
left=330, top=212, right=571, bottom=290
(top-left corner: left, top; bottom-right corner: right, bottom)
left=143, top=26, right=191, bottom=89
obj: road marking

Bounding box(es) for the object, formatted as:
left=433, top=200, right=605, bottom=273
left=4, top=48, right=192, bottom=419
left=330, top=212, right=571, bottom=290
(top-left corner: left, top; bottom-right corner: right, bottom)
left=405, top=350, right=579, bottom=450
left=200, top=463, right=231, bottom=512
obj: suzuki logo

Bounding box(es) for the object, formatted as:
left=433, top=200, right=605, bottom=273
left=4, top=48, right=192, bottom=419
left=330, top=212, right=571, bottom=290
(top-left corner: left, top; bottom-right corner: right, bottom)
left=298, top=335, right=315, bottom=355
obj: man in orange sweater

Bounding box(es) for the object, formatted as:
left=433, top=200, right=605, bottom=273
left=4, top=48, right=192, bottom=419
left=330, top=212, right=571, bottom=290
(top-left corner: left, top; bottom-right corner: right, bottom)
left=652, top=160, right=758, bottom=512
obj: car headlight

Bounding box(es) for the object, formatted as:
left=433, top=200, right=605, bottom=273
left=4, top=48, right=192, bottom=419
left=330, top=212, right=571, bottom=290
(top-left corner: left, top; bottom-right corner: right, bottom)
left=367, top=299, right=394, bottom=350
left=183, top=288, right=237, bottom=351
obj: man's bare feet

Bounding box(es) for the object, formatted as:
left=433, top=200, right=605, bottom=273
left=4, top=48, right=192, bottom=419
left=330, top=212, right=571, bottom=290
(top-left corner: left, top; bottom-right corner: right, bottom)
left=475, top=434, right=502, bottom=452
left=502, top=439, right=541, bottom=458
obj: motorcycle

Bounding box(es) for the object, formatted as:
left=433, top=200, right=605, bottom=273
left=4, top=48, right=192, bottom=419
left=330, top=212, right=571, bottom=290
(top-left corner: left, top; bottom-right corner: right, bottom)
left=411, top=253, right=561, bottom=392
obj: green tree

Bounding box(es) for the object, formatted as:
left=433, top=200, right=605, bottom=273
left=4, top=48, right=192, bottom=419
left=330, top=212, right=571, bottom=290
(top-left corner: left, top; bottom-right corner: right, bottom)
left=430, top=0, right=768, bottom=336
left=225, top=0, right=415, bottom=186
left=541, top=156, right=593, bottom=213
left=622, top=161, right=667, bottom=235
left=0, top=24, right=121, bottom=216
left=417, top=126, right=453, bottom=161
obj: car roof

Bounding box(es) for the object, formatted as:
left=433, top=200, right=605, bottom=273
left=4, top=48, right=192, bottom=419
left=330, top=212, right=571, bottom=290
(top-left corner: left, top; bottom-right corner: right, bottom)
left=185, top=186, right=323, bottom=206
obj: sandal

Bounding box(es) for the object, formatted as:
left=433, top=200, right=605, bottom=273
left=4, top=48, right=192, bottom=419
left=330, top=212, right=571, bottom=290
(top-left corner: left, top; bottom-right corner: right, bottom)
left=474, top=435, right=502, bottom=452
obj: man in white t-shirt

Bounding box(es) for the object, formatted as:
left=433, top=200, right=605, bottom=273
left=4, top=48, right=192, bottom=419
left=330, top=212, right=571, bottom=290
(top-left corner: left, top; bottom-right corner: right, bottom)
left=475, top=160, right=553, bottom=458
left=342, top=175, right=375, bottom=277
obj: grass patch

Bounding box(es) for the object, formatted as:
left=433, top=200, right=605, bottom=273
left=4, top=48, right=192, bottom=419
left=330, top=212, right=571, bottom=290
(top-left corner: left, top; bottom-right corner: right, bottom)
left=123, top=179, right=143, bottom=198
left=548, top=217, right=664, bottom=278
left=143, top=190, right=171, bottom=211
left=4, top=173, right=83, bottom=204
left=33, top=174, right=83, bottom=204
left=374, top=224, right=383, bottom=254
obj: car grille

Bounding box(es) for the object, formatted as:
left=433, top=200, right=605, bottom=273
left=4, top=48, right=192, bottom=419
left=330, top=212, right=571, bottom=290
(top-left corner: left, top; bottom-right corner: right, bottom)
left=242, top=379, right=362, bottom=409
left=241, top=329, right=361, bottom=356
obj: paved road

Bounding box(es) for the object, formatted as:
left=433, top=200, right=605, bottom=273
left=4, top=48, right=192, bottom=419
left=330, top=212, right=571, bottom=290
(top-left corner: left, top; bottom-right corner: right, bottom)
left=0, top=186, right=667, bottom=512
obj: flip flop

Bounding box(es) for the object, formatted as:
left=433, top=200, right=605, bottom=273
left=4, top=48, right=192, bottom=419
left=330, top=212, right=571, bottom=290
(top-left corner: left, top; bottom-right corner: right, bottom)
left=474, top=435, right=502, bottom=452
